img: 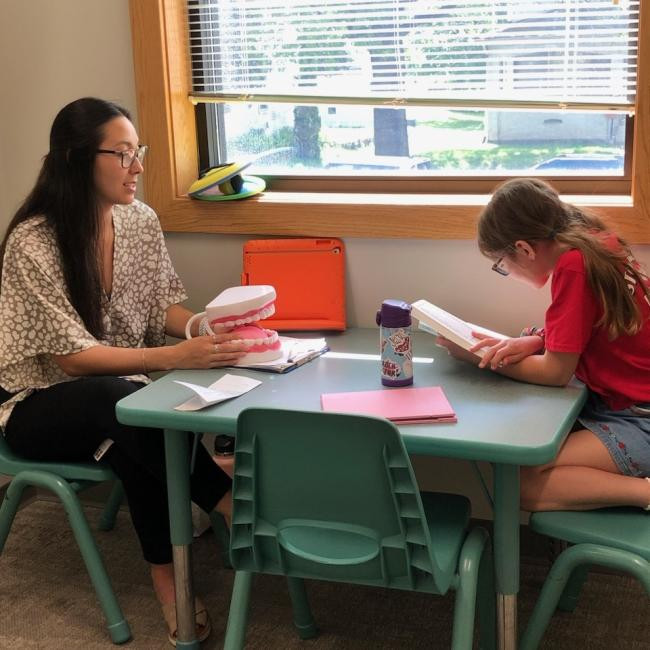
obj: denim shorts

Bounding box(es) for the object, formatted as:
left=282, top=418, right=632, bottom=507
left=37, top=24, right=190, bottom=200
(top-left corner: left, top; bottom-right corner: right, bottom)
left=578, top=392, right=650, bottom=477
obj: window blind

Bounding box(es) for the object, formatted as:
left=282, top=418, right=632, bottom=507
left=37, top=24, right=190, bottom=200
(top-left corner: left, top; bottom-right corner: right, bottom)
left=187, top=0, right=639, bottom=112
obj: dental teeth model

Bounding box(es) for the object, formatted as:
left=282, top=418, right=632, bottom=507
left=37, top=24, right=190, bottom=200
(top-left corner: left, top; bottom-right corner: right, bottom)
left=185, top=285, right=283, bottom=364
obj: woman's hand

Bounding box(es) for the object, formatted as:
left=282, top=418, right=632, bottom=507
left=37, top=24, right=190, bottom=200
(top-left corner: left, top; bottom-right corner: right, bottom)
left=470, top=333, right=544, bottom=370
left=170, top=332, right=249, bottom=369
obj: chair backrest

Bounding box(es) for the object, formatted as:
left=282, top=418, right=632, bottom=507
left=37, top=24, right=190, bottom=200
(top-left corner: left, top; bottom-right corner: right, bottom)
left=0, top=434, right=114, bottom=482
left=231, top=408, right=445, bottom=593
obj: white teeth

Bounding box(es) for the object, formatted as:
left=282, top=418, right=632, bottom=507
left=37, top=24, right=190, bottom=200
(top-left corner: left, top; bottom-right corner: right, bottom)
left=213, top=303, right=276, bottom=329
left=232, top=330, right=279, bottom=347
left=257, top=305, right=274, bottom=319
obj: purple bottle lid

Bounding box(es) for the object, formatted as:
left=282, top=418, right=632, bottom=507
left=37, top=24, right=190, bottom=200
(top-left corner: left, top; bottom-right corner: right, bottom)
left=376, top=299, right=411, bottom=328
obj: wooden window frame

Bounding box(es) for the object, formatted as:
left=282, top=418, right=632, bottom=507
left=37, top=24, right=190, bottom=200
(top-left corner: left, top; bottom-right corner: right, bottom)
left=130, top=0, right=650, bottom=242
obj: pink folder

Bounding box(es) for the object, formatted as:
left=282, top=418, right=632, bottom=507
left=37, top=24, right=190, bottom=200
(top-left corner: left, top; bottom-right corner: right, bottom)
left=321, top=386, right=457, bottom=424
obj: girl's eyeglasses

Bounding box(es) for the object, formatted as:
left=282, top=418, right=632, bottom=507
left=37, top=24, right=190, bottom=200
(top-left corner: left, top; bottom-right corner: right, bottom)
left=491, top=257, right=510, bottom=276
left=96, top=144, right=148, bottom=168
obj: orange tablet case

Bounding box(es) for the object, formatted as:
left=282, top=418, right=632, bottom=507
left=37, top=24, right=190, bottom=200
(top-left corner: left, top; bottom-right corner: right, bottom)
left=241, top=238, right=346, bottom=330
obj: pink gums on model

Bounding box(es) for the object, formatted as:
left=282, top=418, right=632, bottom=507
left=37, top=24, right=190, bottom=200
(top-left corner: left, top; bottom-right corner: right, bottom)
left=201, top=286, right=283, bottom=364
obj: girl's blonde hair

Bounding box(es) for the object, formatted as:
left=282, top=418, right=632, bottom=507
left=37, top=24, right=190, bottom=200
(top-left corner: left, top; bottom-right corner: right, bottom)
left=478, top=177, right=649, bottom=339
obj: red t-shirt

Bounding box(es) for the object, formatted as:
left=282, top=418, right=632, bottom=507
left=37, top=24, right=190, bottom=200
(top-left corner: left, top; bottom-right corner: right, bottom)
left=545, top=245, right=650, bottom=410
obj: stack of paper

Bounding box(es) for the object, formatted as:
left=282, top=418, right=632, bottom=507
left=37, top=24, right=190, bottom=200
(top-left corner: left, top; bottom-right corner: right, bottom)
left=235, top=336, right=328, bottom=373
left=321, top=385, right=457, bottom=424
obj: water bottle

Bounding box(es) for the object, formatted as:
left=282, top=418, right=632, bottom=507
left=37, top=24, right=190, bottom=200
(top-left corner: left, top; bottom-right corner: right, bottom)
left=213, top=434, right=235, bottom=478
left=376, top=299, right=413, bottom=386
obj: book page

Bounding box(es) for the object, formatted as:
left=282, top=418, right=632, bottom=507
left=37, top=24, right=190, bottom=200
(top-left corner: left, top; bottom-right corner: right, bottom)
left=411, top=299, right=506, bottom=356
left=420, top=302, right=475, bottom=339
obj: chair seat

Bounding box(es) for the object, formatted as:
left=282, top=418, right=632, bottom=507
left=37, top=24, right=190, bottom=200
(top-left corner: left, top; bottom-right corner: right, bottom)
left=421, top=492, right=472, bottom=579
left=0, top=437, right=114, bottom=482
left=529, top=507, right=650, bottom=562
left=0, top=436, right=129, bottom=643
left=278, top=521, right=380, bottom=565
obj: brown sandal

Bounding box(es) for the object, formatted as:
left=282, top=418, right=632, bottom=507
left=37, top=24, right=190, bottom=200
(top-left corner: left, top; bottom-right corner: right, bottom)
left=161, top=596, right=212, bottom=646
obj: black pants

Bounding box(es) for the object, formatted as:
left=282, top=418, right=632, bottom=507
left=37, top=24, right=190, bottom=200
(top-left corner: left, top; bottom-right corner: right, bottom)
left=2, top=377, right=231, bottom=564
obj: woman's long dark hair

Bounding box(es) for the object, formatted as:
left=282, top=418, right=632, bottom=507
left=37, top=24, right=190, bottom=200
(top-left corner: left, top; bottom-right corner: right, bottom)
left=0, top=97, right=131, bottom=339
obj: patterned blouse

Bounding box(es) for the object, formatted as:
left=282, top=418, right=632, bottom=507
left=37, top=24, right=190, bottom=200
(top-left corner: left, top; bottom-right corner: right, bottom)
left=0, top=200, right=187, bottom=430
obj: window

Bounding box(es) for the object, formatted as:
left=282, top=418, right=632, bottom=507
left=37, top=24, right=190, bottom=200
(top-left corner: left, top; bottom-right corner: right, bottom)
left=188, top=0, right=637, bottom=188
left=130, top=0, right=650, bottom=241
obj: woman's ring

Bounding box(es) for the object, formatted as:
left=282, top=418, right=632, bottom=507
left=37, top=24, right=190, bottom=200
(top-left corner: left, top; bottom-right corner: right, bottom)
left=497, top=361, right=504, bottom=368
left=214, top=343, right=220, bottom=353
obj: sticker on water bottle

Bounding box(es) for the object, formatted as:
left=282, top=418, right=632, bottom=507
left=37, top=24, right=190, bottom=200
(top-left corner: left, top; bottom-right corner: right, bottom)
left=381, top=327, right=413, bottom=382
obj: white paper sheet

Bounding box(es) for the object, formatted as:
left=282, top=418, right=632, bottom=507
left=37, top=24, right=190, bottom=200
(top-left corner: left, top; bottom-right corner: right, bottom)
left=174, top=373, right=262, bottom=411
left=234, top=336, right=328, bottom=372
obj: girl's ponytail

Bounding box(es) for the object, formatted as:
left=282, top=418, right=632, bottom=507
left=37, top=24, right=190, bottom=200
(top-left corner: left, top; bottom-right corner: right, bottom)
left=555, top=214, right=649, bottom=339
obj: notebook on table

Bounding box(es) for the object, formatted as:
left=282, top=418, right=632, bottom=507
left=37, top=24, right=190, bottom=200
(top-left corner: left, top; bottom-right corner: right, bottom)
left=321, top=386, right=457, bottom=424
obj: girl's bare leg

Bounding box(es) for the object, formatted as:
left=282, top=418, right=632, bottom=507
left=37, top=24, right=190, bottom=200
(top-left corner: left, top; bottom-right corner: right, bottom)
left=521, top=428, right=650, bottom=511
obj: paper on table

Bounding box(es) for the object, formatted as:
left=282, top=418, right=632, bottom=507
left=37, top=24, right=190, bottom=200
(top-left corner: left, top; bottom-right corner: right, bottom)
left=174, top=373, right=262, bottom=411
left=234, top=336, right=328, bottom=372
left=321, top=385, right=456, bottom=424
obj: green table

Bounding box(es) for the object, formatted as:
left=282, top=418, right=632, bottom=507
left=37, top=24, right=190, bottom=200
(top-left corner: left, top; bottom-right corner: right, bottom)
left=116, top=328, right=587, bottom=649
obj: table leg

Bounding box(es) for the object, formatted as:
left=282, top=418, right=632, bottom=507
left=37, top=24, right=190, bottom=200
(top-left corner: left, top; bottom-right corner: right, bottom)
left=164, top=429, right=200, bottom=649
left=493, top=463, right=520, bottom=650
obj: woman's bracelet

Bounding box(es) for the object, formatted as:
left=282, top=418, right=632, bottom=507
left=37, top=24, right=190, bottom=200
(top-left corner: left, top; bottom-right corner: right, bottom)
left=198, top=317, right=212, bottom=337
left=141, top=347, right=149, bottom=374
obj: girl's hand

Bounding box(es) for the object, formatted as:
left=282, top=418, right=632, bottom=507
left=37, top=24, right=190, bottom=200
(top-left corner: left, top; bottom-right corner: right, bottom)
left=171, top=332, right=248, bottom=369
left=434, top=335, right=480, bottom=365
left=470, top=333, right=544, bottom=370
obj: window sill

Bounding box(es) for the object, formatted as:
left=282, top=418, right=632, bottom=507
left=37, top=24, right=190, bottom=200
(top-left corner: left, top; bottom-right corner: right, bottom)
left=156, top=191, right=649, bottom=243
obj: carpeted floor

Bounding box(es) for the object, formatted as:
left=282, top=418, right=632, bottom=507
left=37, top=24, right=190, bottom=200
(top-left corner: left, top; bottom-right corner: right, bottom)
left=0, top=500, right=647, bottom=649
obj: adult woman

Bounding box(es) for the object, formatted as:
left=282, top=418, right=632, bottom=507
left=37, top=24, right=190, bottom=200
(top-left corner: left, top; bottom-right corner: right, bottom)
left=0, top=97, right=247, bottom=644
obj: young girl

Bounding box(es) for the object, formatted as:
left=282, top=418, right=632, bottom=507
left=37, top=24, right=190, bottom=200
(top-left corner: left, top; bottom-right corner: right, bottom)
left=0, top=97, right=250, bottom=644
left=440, top=177, right=650, bottom=512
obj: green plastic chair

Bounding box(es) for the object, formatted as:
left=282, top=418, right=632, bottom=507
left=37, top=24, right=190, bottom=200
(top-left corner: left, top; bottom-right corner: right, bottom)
left=520, top=507, right=650, bottom=650
left=0, top=435, right=131, bottom=644
left=223, top=408, right=495, bottom=650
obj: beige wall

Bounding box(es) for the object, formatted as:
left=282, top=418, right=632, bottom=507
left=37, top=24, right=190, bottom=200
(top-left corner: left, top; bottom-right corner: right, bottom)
left=0, top=0, right=136, bottom=222
left=2, top=0, right=650, bottom=519
left=0, top=140, right=8, bottom=228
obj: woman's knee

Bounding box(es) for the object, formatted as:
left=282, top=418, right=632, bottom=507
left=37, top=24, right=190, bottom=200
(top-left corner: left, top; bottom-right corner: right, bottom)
left=77, top=376, right=144, bottom=403
left=71, top=377, right=143, bottom=421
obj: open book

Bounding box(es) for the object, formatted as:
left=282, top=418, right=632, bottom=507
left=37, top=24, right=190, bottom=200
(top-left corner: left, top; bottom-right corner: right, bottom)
left=234, top=336, right=328, bottom=373
left=410, top=299, right=506, bottom=357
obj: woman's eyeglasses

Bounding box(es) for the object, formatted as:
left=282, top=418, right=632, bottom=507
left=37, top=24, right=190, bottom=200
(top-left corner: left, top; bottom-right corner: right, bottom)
left=96, top=144, right=148, bottom=168
left=491, top=257, right=510, bottom=276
